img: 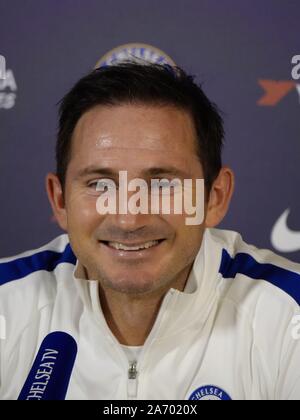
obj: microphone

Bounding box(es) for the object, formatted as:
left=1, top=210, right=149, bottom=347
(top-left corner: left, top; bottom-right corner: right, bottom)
left=18, top=331, right=77, bottom=400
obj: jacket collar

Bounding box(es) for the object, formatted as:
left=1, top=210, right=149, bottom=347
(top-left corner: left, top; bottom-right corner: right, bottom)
left=72, top=228, right=223, bottom=338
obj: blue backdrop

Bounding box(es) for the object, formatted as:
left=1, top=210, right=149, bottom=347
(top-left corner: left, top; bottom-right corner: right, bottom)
left=0, top=0, right=299, bottom=261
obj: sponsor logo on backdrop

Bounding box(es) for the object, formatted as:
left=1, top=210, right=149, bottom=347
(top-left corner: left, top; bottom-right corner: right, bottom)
left=0, top=59, right=17, bottom=109
left=0, top=55, right=6, bottom=79
left=271, top=209, right=300, bottom=253
left=257, top=56, right=300, bottom=106
left=94, top=43, right=176, bottom=68
left=258, top=57, right=300, bottom=254
left=257, top=80, right=298, bottom=106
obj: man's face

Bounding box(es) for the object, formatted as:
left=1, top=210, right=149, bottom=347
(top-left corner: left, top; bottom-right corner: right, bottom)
left=64, top=103, right=206, bottom=295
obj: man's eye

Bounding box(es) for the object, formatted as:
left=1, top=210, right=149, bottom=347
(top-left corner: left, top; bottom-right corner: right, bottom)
left=97, top=181, right=109, bottom=190
left=87, top=180, right=106, bottom=190
left=87, top=182, right=96, bottom=189
left=152, top=180, right=181, bottom=189
left=87, top=181, right=100, bottom=189
left=88, top=179, right=117, bottom=191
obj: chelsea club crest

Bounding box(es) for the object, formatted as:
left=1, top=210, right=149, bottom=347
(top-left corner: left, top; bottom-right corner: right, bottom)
left=189, top=385, right=232, bottom=401
left=95, top=43, right=176, bottom=68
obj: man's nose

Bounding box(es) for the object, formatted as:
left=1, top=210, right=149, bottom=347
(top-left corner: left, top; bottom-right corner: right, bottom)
left=111, top=211, right=150, bottom=233
left=114, top=187, right=152, bottom=232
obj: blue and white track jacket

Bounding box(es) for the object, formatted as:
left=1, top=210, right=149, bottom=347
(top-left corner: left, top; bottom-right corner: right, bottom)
left=0, top=228, right=300, bottom=400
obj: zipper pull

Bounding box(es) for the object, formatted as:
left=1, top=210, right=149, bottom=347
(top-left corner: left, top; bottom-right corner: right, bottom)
left=128, top=361, right=138, bottom=379
left=128, top=361, right=138, bottom=398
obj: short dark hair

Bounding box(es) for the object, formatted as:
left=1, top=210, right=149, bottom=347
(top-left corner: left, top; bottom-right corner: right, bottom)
left=56, top=62, right=224, bottom=192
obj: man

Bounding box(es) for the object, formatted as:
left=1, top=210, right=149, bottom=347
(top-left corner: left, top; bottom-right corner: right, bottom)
left=0, top=62, right=299, bottom=400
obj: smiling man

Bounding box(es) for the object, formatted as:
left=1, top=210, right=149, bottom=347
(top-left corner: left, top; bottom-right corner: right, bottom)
left=0, top=62, right=300, bottom=400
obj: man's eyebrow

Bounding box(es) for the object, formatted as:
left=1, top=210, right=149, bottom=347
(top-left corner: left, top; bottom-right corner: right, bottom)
left=75, top=165, right=190, bottom=179
left=143, top=167, right=190, bottom=178
left=75, top=166, right=118, bottom=178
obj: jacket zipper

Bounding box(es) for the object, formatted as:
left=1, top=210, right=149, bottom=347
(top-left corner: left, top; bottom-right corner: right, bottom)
left=127, top=361, right=138, bottom=398
left=91, top=286, right=176, bottom=399
left=124, top=290, right=175, bottom=399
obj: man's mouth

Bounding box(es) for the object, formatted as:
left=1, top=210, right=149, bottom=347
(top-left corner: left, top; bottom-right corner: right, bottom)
left=99, top=239, right=165, bottom=253
left=106, top=240, right=161, bottom=251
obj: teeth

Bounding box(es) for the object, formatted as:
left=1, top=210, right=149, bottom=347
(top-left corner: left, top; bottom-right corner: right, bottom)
left=107, top=240, right=159, bottom=251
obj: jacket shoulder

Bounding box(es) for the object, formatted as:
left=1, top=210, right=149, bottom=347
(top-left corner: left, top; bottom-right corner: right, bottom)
left=209, top=228, right=300, bottom=308
left=0, top=234, right=75, bottom=288
left=0, top=235, right=77, bottom=337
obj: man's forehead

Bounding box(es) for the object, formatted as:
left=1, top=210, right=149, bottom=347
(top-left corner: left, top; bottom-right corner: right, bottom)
left=69, top=104, right=202, bottom=175
left=94, top=134, right=177, bottom=152
left=72, top=104, right=198, bottom=153
left=71, top=148, right=202, bottom=178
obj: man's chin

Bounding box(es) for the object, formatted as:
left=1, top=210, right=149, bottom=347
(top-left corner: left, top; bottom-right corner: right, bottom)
left=98, top=272, right=162, bottom=296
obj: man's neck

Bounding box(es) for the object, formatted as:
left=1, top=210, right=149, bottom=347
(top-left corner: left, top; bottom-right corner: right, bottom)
left=98, top=265, right=193, bottom=346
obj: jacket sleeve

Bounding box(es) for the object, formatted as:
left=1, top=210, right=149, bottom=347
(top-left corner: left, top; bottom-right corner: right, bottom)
left=0, top=314, right=5, bottom=393
left=275, top=309, right=300, bottom=400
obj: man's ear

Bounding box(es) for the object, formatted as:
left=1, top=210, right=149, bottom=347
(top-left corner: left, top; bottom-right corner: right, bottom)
left=205, top=166, right=235, bottom=228
left=46, top=173, right=68, bottom=231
